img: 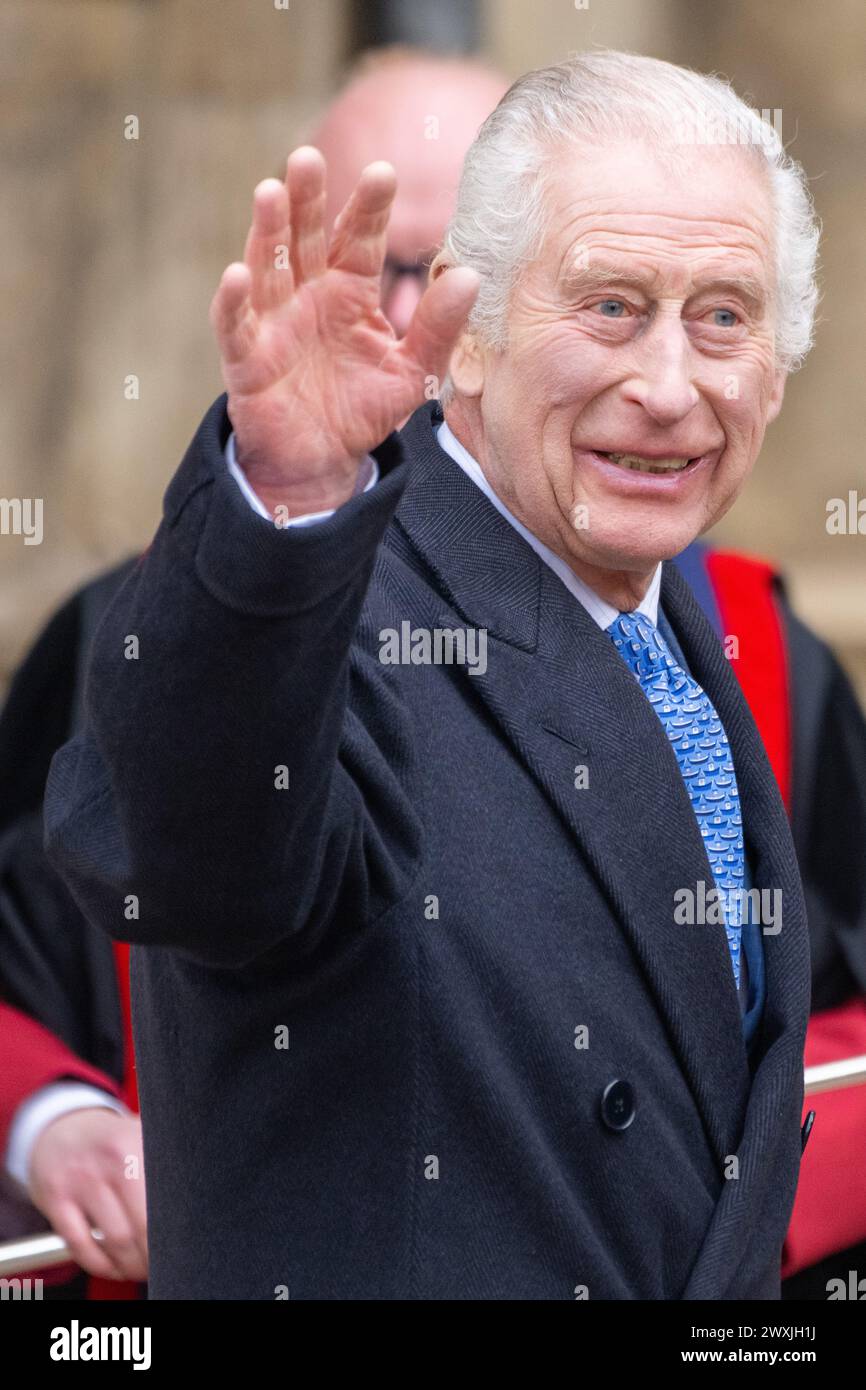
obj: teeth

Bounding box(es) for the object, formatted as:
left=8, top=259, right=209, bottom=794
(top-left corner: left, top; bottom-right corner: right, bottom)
left=604, top=452, right=692, bottom=474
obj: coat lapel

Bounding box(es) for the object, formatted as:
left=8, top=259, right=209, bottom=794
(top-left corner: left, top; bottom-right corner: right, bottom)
left=661, top=561, right=810, bottom=1059
left=661, top=564, right=810, bottom=1296
left=391, top=404, right=803, bottom=1164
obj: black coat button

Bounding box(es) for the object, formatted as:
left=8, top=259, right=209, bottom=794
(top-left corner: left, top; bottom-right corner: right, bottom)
left=601, top=1079, right=635, bottom=1131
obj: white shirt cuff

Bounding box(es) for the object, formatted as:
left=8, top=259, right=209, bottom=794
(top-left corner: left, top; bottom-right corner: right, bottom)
left=5, top=1082, right=128, bottom=1191
left=225, top=433, right=378, bottom=523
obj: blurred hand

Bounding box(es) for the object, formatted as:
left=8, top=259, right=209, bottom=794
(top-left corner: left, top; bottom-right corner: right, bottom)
left=28, top=1108, right=147, bottom=1281
left=210, top=145, right=479, bottom=517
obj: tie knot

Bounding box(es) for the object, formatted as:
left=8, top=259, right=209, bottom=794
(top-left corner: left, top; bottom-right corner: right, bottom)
left=607, top=611, right=673, bottom=681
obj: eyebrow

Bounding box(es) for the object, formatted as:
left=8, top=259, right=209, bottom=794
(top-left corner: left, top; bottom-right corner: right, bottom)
left=557, top=261, right=769, bottom=313
left=691, top=276, right=769, bottom=313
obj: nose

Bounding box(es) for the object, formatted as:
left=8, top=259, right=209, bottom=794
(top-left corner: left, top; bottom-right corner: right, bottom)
left=383, top=274, right=424, bottom=339
left=620, top=315, right=700, bottom=426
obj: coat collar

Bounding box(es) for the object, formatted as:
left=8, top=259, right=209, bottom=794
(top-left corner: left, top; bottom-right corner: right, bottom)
left=392, top=403, right=808, bottom=1174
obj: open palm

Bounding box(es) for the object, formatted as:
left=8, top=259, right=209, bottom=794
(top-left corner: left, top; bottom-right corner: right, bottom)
left=210, top=147, right=479, bottom=516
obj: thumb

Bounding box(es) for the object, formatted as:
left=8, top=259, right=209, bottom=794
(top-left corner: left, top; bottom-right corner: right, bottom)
left=398, top=266, right=480, bottom=391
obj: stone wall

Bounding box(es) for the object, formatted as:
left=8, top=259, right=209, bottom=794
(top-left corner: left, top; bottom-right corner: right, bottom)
left=2, top=0, right=864, bottom=695
left=1, top=0, right=349, bottom=673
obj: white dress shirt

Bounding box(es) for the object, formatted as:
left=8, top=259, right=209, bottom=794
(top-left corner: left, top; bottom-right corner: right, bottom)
left=5, top=1082, right=128, bottom=1192
left=226, top=434, right=380, bottom=521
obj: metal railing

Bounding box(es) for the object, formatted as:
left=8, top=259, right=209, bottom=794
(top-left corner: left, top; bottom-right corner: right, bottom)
left=0, top=1230, right=84, bottom=1278
left=1, top=1054, right=865, bottom=1280
left=804, top=1052, right=866, bottom=1096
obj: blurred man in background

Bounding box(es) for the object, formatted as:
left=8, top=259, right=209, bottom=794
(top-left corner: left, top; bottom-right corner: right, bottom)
left=314, top=48, right=506, bottom=335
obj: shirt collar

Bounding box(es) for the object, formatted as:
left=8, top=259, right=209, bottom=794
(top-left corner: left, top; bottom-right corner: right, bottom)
left=436, top=419, right=662, bottom=630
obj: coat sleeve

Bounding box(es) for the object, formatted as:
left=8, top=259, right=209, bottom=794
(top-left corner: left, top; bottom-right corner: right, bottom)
left=776, top=587, right=866, bottom=1273
left=0, top=570, right=132, bottom=1079
left=783, top=997, right=866, bottom=1277
left=44, top=397, right=421, bottom=969
left=780, top=588, right=866, bottom=1002
left=0, top=1003, right=122, bottom=1159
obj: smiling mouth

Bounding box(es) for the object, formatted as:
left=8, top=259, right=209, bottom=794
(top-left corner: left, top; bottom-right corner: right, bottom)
left=594, top=451, right=698, bottom=475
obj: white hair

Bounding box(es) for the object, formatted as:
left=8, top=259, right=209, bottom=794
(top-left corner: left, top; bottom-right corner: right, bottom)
left=435, top=50, right=820, bottom=400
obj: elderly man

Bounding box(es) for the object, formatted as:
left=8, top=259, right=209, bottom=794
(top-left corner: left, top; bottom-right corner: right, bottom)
left=46, top=52, right=817, bottom=1299
left=0, top=48, right=506, bottom=1295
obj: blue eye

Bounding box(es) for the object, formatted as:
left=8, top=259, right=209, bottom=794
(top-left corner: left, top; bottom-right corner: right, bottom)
left=712, top=308, right=738, bottom=327
left=596, top=299, right=626, bottom=317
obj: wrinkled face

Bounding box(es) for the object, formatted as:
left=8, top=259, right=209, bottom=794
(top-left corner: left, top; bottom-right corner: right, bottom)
left=454, top=139, right=786, bottom=583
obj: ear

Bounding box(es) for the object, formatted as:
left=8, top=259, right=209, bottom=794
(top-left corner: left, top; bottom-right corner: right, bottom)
left=766, top=367, right=787, bottom=424
left=429, top=254, right=485, bottom=397
left=449, top=332, right=485, bottom=397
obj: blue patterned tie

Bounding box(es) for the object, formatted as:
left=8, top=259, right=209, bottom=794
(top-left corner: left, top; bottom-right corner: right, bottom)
left=607, top=611, right=745, bottom=986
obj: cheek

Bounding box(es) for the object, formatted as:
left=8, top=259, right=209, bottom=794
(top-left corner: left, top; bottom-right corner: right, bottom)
left=712, top=402, right=770, bottom=473
left=704, top=351, right=778, bottom=436
left=509, top=324, right=603, bottom=406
